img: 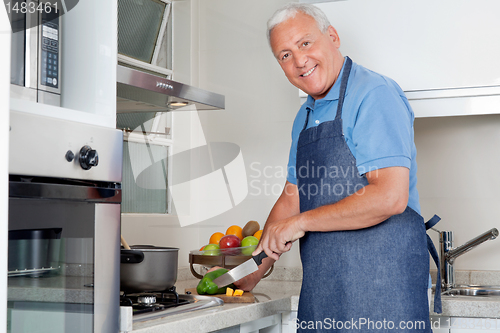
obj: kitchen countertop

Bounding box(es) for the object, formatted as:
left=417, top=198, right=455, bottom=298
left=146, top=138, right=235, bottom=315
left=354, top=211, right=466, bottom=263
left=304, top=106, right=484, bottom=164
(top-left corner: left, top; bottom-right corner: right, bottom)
left=128, top=268, right=500, bottom=333
left=130, top=279, right=302, bottom=333
left=8, top=275, right=94, bottom=304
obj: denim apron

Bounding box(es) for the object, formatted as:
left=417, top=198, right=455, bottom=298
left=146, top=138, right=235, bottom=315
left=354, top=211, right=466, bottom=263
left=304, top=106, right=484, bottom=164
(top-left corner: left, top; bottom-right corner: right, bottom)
left=296, top=57, right=441, bottom=332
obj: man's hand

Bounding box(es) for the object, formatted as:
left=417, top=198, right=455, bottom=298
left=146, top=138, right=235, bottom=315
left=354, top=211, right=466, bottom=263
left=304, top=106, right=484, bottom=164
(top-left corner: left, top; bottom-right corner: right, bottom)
left=252, top=215, right=304, bottom=261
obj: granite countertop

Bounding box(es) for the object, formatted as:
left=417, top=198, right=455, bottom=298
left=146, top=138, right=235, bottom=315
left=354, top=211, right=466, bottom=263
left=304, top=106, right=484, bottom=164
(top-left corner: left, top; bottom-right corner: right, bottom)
left=434, top=296, right=500, bottom=318
left=128, top=268, right=500, bottom=333
left=8, top=275, right=94, bottom=304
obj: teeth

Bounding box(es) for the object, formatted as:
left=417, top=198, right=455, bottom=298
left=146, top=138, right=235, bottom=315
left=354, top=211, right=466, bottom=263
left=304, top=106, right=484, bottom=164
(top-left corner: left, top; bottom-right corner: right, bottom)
left=302, top=66, right=316, bottom=77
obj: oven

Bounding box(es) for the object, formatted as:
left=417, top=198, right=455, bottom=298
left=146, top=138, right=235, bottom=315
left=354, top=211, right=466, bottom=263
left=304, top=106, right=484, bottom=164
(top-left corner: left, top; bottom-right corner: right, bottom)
left=8, top=111, right=122, bottom=333
left=9, top=0, right=61, bottom=106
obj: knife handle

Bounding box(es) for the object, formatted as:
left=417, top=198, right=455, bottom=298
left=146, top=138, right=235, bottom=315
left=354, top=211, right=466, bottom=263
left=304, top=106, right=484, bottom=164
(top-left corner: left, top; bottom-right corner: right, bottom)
left=252, top=251, right=268, bottom=266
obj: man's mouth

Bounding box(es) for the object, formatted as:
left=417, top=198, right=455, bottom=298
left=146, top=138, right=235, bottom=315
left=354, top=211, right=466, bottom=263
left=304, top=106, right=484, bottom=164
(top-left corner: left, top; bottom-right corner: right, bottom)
left=301, top=65, right=317, bottom=77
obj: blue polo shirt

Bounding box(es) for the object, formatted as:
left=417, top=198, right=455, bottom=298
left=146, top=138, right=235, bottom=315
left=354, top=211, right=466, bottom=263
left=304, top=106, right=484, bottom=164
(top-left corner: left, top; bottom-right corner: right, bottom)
left=287, top=57, right=421, bottom=214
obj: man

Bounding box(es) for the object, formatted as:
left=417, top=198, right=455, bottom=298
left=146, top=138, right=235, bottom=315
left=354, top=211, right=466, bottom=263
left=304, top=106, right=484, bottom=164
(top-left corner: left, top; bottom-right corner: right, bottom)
left=231, top=3, right=440, bottom=331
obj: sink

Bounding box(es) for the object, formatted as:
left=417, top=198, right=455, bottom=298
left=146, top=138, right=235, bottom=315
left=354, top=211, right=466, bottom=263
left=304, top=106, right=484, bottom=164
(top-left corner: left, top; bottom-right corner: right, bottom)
left=442, top=285, right=500, bottom=297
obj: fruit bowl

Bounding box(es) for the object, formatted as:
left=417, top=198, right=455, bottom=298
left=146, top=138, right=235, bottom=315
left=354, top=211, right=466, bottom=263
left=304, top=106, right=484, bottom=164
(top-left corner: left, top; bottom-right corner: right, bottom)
left=188, top=245, right=274, bottom=279
left=191, top=245, right=257, bottom=257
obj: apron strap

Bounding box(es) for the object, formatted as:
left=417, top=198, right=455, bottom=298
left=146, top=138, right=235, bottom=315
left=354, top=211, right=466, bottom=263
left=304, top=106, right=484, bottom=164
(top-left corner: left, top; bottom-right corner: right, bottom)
left=335, top=56, right=353, bottom=121
left=425, top=214, right=441, bottom=230
left=302, top=108, right=312, bottom=131
left=427, top=234, right=442, bottom=313
left=425, top=214, right=442, bottom=313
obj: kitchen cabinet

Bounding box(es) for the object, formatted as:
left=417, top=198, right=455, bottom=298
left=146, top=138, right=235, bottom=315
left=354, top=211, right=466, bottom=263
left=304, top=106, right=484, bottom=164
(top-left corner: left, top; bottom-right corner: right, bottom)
left=311, top=0, right=500, bottom=117
left=240, top=314, right=282, bottom=333
left=281, top=311, right=297, bottom=333
left=209, top=314, right=283, bottom=333
left=9, top=0, right=117, bottom=128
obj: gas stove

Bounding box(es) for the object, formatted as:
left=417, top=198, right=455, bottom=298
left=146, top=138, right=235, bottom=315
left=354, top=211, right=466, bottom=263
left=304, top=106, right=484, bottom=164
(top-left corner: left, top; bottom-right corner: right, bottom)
left=119, top=287, right=223, bottom=328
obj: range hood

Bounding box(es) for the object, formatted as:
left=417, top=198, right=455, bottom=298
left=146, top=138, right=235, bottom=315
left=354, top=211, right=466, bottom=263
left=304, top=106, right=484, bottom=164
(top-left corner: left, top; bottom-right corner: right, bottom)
left=116, top=65, right=225, bottom=114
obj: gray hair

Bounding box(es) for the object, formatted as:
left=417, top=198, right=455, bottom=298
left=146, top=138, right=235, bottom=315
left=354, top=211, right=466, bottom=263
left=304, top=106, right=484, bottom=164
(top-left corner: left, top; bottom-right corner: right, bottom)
left=267, top=3, right=331, bottom=45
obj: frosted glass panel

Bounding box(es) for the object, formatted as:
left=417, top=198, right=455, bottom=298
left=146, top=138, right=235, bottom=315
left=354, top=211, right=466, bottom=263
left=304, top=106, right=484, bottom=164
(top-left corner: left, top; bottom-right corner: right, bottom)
left=118, top=0, right=166, bottom=63
left=122, top=141, right=168, bottom=213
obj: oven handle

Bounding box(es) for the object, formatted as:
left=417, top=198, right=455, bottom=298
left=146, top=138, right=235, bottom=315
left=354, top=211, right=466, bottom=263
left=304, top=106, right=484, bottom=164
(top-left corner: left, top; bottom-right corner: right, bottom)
left=9, top=181, right=121, bottom=203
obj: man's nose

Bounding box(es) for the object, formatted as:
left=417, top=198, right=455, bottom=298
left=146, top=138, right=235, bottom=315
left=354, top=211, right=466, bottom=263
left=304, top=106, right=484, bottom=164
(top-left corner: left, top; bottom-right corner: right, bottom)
left=294, top=52, right=307, bottom=68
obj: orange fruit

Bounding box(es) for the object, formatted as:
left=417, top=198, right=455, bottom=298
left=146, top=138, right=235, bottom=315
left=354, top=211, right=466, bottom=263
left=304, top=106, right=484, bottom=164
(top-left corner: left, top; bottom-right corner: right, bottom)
left=226, top=225, right=243, bottom=240
left=253, top=230, right=263, bottom=240
left=200, top=245, right=206, bottom=251
left=209, top=232, right=225, bottom=245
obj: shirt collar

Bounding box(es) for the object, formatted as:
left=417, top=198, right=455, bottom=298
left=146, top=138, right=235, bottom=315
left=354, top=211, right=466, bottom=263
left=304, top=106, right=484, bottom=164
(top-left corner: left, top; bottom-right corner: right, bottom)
left=304, top=57, right=349, bottom=109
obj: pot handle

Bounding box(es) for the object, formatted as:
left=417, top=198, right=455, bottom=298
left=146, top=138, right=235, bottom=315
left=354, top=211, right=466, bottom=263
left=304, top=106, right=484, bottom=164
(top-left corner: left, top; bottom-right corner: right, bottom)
left=121, top=250, right=144, bottom=264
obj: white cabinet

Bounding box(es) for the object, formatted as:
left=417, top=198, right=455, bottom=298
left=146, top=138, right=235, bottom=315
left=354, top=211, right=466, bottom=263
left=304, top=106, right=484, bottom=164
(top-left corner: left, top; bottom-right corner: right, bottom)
left=316, top=0, right=500, bottom=92
left=10, top=0, right=117, bottom=128
left=240, top=314, right=282, bottom=333
left=210, top=314, right=283, bottom=333
left=281, top=311, right=297, bottom=333
left=314, top=0, right=500, bottom=117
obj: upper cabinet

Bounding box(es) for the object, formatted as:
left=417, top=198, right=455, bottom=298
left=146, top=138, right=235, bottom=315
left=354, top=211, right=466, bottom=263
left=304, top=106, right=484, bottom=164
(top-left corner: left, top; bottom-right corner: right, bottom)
left=9, top=0, right=117, bottom=128
left=313, top=0, right=500, bottom=117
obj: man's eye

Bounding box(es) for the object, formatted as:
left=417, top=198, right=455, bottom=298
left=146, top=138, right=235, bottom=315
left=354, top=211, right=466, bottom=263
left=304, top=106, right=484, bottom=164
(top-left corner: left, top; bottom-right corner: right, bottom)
left=281, top=53, right=289, bottom=61
left=302, top=41, right=310, bottom=47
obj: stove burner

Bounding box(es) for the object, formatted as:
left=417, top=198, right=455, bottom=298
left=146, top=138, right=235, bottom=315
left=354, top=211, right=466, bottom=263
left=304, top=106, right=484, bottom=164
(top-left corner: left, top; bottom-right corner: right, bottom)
left=120, top=286, right=192, bottom=316
left=137, top=296, right=157, bottom=305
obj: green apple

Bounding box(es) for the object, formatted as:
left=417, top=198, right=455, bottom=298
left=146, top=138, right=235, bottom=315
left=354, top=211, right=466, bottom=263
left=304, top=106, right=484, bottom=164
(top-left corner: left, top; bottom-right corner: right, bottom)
left=241, top=236, right=259, bottom=247
left=203, top=243, right=220, bottom=256
left=241, top=236, right=259, bottom=256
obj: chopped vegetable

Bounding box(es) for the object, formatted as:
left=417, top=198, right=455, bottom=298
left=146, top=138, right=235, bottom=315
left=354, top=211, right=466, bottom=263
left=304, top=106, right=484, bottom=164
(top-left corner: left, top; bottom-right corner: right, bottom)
left=233, top=289, right=244, bottom=296
left=226, top=287, right=234, bottom=296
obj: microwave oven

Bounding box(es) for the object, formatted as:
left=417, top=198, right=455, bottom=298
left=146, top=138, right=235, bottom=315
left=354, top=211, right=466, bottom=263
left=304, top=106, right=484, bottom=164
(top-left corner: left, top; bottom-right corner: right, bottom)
left=10, top=0, right=61, bottom=106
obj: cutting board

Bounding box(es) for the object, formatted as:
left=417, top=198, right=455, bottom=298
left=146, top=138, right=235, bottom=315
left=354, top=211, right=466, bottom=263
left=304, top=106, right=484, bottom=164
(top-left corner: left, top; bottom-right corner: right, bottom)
left=185, top=288, right=256, bottom=303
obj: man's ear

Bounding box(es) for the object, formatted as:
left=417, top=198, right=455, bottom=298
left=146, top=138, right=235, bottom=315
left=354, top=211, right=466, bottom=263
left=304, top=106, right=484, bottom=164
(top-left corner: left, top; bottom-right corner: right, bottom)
left=327, top=25, right=341, bottom=47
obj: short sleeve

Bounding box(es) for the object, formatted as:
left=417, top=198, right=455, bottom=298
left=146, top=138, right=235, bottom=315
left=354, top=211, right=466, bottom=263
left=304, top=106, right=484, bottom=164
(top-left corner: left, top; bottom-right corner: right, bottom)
left=286, top=105, right=310, bottom=185
left=286, top=126, right=298, bottom=185
left=351, top=84, right=413, bottom=175
left=286, top=138, right=298, bottom=185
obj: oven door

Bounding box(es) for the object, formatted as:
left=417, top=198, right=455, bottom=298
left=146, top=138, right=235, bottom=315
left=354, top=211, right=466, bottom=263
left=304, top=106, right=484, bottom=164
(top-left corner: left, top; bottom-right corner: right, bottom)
left=7, top=178, right=120, bottom=333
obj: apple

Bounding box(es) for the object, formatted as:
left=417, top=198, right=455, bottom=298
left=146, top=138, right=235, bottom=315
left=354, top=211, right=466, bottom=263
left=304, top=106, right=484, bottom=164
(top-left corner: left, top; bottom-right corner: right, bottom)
left=219, top=234, right=241, bottom=249
left=241, top=236, right=259, bottom=247
left=241, top=236, right=259, bottom=255
left=202, top=243, right=220, bottom=256
left=241, top=246, right=256, bottom=256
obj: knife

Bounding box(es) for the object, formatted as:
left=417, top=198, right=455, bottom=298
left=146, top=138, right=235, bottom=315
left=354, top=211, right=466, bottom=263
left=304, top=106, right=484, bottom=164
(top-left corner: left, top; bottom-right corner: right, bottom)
left=212, top=251, right=268, bottom=288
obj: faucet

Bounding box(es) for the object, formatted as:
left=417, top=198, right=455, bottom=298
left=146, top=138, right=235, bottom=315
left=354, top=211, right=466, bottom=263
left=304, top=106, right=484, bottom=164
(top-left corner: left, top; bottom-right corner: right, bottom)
left=434, top=227, right=498, bottom=291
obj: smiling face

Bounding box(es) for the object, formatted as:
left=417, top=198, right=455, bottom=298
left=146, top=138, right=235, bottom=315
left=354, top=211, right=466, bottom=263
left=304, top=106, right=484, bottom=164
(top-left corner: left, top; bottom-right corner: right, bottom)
left=270, top=12, right=344, bottom=100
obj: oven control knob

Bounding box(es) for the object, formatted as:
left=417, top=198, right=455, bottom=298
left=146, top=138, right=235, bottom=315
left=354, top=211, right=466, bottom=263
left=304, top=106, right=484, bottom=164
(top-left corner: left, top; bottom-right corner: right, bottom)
left=79, top=145, right=99, bottom=170
left=65, top=150, right=75, bottom=162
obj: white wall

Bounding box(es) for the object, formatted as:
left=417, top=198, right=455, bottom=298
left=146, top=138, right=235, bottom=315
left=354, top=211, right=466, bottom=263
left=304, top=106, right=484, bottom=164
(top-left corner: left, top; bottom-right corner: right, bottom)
left=416, top=115, right=500, bottom=271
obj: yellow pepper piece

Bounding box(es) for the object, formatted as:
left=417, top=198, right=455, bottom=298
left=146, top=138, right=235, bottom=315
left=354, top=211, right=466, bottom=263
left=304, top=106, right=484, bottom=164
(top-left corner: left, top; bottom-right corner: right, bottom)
left=226, top=287, right=234, bottom=296
left=233, top=289, right=244, bottom=296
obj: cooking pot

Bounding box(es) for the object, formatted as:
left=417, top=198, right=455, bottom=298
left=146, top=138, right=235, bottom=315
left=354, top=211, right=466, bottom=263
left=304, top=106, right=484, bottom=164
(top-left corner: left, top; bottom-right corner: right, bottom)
left=120, top=245, right=179, bottom=293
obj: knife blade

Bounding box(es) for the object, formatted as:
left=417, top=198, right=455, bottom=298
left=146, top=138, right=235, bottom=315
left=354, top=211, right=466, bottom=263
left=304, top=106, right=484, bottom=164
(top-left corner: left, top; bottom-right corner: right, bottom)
left=212, top=251, right=268, bottom=288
